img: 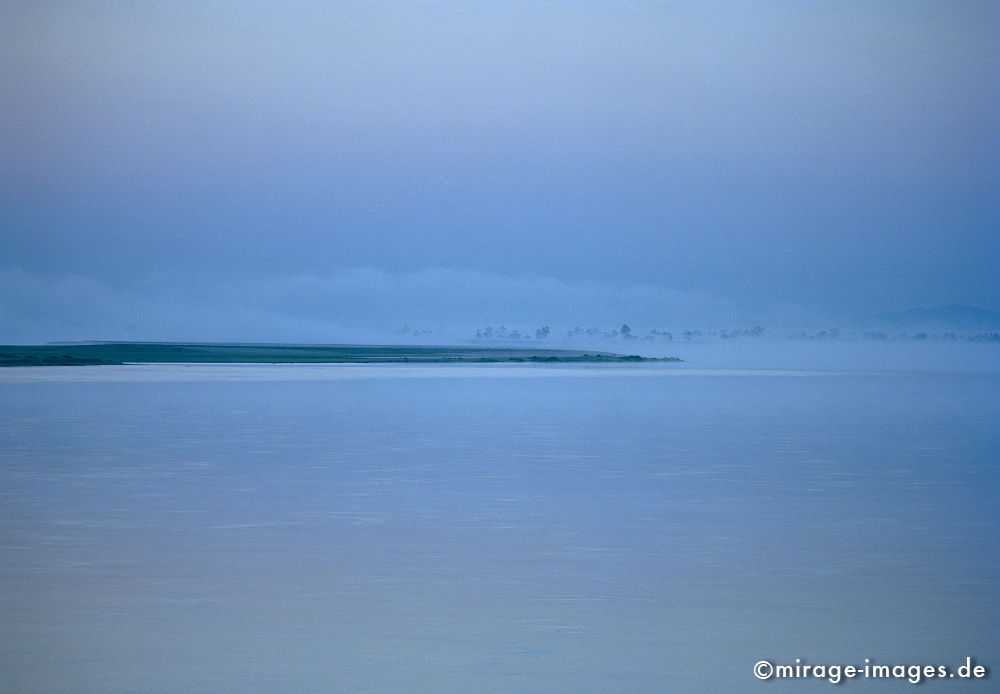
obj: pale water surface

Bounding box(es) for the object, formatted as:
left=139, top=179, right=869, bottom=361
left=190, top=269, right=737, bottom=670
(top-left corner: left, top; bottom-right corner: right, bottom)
left=1, top=363, right=997, bottom=692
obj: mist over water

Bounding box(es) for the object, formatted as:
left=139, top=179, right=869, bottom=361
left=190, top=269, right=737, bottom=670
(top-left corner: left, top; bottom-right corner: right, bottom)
left=636, top=339, right=1000, bottom=373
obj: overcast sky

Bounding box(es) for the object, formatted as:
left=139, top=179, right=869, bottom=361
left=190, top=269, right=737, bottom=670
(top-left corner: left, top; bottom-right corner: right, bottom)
left=2, top=1, right=997, bottom=343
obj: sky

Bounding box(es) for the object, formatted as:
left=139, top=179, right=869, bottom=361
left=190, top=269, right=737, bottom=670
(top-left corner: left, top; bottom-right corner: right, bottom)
left=2, top=0, right=998, bottom=343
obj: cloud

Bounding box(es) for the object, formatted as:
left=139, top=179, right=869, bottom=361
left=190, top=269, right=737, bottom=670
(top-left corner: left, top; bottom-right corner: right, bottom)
left=2, top=2, right=995, bottom=333
left=1, top=265, right=800, bottom=344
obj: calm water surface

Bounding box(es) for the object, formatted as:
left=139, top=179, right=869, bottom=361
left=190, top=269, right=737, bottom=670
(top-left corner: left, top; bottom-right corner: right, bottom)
left=1, top=363, right=997, bottom=692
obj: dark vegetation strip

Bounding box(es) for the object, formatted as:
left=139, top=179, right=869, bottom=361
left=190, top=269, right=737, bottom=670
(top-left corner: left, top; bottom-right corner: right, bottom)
left=0, top=343, right=681, bottom=366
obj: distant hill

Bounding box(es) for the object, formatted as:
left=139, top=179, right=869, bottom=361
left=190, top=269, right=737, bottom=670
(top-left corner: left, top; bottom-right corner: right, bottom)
left=871, top=305, right=1000, bottom=330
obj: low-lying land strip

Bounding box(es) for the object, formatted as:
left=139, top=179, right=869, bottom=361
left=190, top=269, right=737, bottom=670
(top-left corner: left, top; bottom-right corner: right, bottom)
left=0, top=342, right=680, bottom=366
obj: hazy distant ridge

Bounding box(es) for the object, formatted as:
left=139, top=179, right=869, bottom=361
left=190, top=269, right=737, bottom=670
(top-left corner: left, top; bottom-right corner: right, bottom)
left=870, top=305, right=1000, bottom=330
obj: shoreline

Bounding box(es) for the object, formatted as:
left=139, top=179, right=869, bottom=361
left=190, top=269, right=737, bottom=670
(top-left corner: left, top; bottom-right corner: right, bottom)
left=0, top=342, right=681, bottom=366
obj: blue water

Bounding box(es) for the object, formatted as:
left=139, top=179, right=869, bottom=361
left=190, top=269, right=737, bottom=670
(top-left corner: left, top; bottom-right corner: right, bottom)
left=1, top=363, right=997, bottom=692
